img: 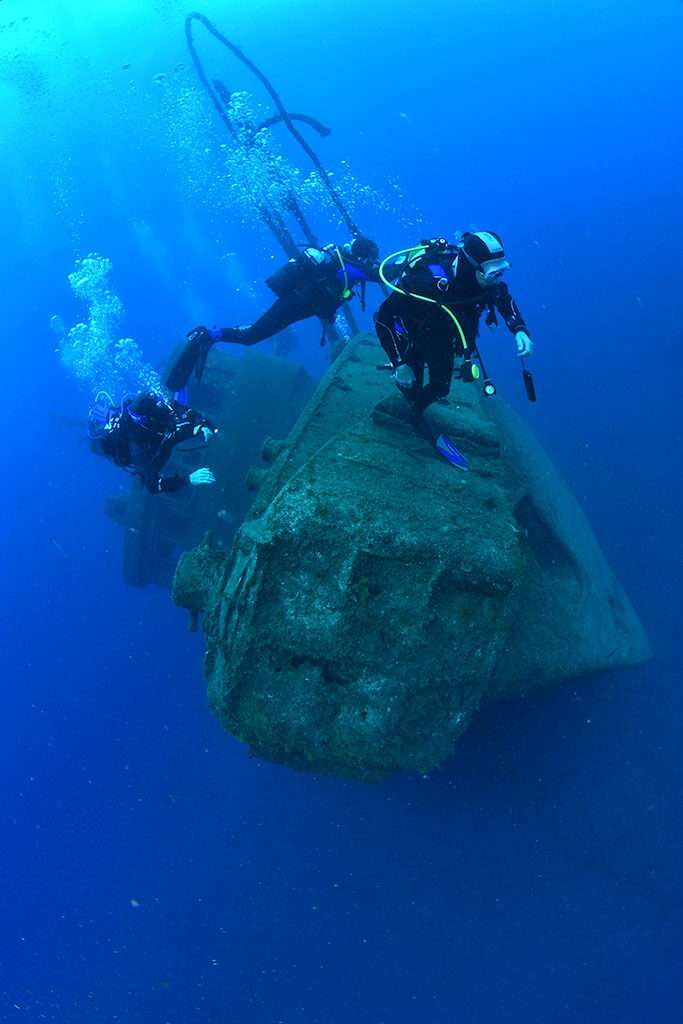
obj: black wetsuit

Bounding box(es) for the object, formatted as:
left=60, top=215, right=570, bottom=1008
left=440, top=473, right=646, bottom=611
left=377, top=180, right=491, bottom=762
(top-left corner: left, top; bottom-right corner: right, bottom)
left=166, top=246, right=379, bottom=390
left=375, top=248, right=528, bottom=412
left=222, top=246, right=378, bottom=344
left=219, top=286, right=339, bottom=346
left=103, top=393, right=213, bottom=494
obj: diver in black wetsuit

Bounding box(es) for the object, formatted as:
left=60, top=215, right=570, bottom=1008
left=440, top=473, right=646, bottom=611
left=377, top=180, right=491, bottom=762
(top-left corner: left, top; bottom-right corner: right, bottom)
left=375, top=231, right=533, bottom=413
left=166, top=236, right=381, bottom=391
left=88, top=391, right=217, bottom=494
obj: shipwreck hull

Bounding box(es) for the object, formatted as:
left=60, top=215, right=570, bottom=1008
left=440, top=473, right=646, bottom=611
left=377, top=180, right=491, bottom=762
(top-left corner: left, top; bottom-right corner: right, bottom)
left=174, top=334, right=650, bottom=779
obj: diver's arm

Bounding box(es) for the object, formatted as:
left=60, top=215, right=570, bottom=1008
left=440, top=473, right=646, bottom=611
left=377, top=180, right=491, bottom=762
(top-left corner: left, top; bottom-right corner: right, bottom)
left=143, top=411, right=216, bottom=492
left=146, top=468, right=215, bottom=493
left=141, top=469, right=188, bottom=494
left=372, top=258, right=408, bottom=285
left=171, top=406, right=217, bottom=443
left=493, top=283, right=533, bottom=356
left=141, top=437, right=190, bottom=493
left=171, top=419, right=199, bottom=446
left=156, top=474, right=188, bottom=493
left=362, top=261, right=398, bottom=285
left=493, top=282, right=528, bottom=335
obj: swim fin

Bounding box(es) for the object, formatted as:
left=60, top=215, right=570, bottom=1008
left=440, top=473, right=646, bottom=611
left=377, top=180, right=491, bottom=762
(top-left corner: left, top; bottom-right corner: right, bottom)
left=166, top=332, right=213, bottom=391
left=194, top=334, right=213, bottom=382
left=435, top=433, right=468, bottom=470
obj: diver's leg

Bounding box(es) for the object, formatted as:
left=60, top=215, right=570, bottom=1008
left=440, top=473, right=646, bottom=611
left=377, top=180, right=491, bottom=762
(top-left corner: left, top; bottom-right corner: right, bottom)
left=412, top=330, right=454, bottom=413
left=221, top=293, right=312, bottom=346
left=374, top=295, right=414, bottom=367
left=166, top=294, right=312, bottom=389
left=411, top=332, right=468, bottom=467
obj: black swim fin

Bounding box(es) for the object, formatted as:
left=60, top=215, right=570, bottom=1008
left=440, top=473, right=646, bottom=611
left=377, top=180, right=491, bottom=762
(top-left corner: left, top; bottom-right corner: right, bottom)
left=166, top=332, right=212, bottom=391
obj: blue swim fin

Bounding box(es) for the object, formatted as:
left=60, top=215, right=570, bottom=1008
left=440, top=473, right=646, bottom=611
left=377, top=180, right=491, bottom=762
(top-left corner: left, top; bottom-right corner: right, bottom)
left=173, top=387, right=189, bottom=407
left=435, top=433, right=468, bottom=470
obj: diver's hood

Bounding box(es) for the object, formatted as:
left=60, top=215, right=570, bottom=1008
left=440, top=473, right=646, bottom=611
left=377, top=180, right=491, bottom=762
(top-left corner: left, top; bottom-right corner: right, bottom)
left=342, top=237, right=380, bottom=266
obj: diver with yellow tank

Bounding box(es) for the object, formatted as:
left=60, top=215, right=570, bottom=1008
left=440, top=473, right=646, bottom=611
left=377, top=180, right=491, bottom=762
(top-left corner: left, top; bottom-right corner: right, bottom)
left=375, top=231, right=535, bottom=467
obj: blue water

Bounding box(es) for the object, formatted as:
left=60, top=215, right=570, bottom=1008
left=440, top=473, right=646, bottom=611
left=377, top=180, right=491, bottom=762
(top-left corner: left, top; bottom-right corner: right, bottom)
left=2, top=1, right=682, bottom=1020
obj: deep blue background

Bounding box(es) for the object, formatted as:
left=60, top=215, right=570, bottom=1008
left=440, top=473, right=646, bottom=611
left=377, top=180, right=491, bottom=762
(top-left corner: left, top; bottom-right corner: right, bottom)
left=1, top=1, right=682, bottom=1021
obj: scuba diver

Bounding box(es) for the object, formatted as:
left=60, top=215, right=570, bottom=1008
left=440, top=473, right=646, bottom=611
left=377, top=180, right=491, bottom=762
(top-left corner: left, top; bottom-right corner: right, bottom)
left=374, top=231, right=534, bottom=467
left=88, top=391, right=218, bottom=494
left=166, top=236, right=382, bottom=391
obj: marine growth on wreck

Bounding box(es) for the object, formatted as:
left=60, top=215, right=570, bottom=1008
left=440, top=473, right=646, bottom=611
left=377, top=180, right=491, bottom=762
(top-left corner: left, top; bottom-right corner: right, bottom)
left=173, top=334, right=651, bottom=780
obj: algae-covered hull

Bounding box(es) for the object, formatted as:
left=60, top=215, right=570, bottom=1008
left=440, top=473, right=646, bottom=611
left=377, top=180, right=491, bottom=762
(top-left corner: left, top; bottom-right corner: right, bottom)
left=174, top=334, right=650, bottom=779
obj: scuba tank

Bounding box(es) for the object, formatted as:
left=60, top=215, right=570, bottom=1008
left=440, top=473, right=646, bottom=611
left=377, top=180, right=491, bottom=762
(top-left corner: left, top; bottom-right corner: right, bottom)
left=265, top=256, right=312, bottom=297
left=265, top=247, right=333, bottom=297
